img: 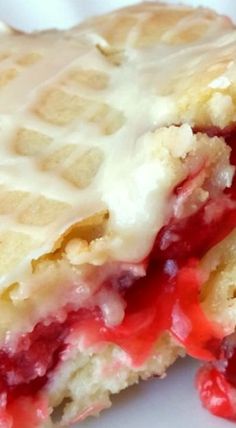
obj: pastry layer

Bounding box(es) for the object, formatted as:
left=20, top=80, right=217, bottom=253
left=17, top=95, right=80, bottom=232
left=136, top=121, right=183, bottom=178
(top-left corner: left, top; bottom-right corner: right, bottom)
left=0, top=2, right=234, bottom=287
left=0, top=126, right=235, bottom=427
left=0, top=125, right=232, bottom=343
left=0, top=2, right=235, bottom=427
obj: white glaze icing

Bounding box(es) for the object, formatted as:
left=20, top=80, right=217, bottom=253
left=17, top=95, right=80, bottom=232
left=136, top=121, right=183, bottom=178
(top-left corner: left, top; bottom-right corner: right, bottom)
left=0, top=4, right=234, bottom=289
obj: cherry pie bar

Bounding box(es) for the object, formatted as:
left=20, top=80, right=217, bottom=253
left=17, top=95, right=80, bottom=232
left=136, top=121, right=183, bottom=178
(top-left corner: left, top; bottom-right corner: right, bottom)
left=0, top=2, right=236, bottom=427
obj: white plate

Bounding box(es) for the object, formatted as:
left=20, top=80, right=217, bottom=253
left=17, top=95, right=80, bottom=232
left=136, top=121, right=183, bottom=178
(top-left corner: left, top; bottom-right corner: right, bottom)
left=80, top=358, right=233, bottom=428
left=0, top=1, right=234, bottom=427
left=0, top=0, right=235, bottom=30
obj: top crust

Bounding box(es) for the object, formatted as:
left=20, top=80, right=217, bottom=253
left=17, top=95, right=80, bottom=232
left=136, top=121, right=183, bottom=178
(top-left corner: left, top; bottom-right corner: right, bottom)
left=0, top=3, right=235, bottom=288
left=80, top=2, right=231, bottom=48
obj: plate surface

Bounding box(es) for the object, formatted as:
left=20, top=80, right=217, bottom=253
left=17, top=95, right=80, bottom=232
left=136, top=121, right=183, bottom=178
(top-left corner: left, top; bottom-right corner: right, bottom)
left=80, top=358, right=233, bottom=428
left=0, top=1, right=234, bottom=427
left=0, top=0, right=235, bottom=30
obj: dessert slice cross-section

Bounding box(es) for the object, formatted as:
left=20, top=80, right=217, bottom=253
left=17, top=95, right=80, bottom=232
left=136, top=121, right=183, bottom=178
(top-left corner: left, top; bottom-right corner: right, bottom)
left=0, top=2, right=236, bottom=427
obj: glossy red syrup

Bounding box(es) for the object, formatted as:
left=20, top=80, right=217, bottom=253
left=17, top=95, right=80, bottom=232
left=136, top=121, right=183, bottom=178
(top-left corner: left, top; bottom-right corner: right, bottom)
left=0, top=395, right=49, bottom=428
left=197, top=333, right=236, bottom=420
left=197, top=366, right=236, bottom=420
left=193, top=128, right=236, bottom=421
left=197, top=334, right=236, bottom=420
left=0, top=128, right=236, bottom=426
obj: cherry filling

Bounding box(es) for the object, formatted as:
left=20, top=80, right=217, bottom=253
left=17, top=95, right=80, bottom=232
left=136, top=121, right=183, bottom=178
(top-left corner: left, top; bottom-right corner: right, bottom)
left=197, top=338, right=236, bottom=421
left=1, top=128, right=236, bottom=426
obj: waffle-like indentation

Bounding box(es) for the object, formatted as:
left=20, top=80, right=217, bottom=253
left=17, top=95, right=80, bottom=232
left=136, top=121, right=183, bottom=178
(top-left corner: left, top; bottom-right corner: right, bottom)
left=163, top=22, right=210, bottom=44
left=0, top=231, right=38, bottom=275
left=34, top=88, right=87, bottom=126
left=16, top=52, right=42, bottom=66
left=135, top=10, right=192, bottom=47
left=92, top=7, right=217, bottom=49
left=34, top=88, right=125, bottom=134
left=84, top=100, right=125, bottom=135
left=41, top=145, right=77, bottom=171
left=18, top=195, right=70, bottom=226
left=0, top=68, right=18, bottom=87
left=95, top=15, right=138, bottom=48
left=0, top=53, right=10, bottom=62
left=13, top=128, right=53, bottom=156
left=62, top=147, right=104, bottom=188
left=0, top=190, right=29, bottom=215
left=0, top=1, right=231, bottom=293
left=63, top=69, right=109, bottom=91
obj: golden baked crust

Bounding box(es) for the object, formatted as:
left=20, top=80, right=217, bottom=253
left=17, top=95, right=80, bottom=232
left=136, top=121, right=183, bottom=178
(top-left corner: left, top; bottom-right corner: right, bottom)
left=0, top=2, right=234, bottom=287
left=81, top=2, right=230, bottom=46
left=0, top=3, right=235, bottom=427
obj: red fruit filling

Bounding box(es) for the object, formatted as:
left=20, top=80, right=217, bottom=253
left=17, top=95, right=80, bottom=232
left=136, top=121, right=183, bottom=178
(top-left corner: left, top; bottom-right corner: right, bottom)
left=0, top=127, right=236, bottom=426
left=197, top=367, right=236, bottom=420
left=197, top=335, right=236, bottom=421
left=0, top=395, right=49, bottom=428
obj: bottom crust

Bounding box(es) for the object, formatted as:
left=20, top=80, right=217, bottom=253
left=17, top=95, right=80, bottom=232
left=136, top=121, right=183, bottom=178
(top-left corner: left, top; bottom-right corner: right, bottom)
left=47, top=334, right=183, bottom=426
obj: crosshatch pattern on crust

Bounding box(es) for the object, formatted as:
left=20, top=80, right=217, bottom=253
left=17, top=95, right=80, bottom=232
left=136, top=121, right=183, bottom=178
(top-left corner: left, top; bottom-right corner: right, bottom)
left=0, top=2, right=234, bottom=288
left=0, top=3, right=235, bottom=426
